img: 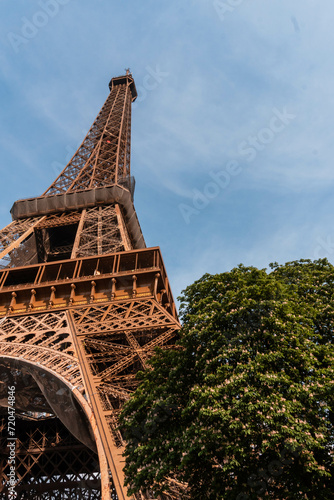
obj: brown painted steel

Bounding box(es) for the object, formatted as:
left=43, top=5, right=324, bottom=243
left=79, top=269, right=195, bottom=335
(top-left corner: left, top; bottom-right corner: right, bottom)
left=0, top=72, right=185, bottom=499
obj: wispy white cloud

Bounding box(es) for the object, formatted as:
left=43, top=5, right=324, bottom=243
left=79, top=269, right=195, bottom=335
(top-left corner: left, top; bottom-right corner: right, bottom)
left=0, top=0, right=334, bottom=299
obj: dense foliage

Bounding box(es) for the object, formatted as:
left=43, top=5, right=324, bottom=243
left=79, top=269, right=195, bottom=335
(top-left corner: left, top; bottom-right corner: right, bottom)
left=120, top=259, right=334, bottom=499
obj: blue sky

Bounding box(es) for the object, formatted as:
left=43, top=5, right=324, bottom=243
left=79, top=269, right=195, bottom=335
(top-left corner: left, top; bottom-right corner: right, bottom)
left=1, top=0, right=334, bottom=301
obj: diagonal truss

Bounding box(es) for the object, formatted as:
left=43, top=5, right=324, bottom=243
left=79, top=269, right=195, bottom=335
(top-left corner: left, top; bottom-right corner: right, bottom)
left=73, top=204, right=132, bottom=258
left=43, top=74, right=135, bottom=195
left=0, top=417, right=106, bottom=499
left=0, top=310, right=116, bottom=497
left=70, top=298, right=179, bottom=443
left=0, top=312, right=81, bottom=385
left=0, top=217, right=44, bottom=268
left=0, top=295, right=180, bottom=498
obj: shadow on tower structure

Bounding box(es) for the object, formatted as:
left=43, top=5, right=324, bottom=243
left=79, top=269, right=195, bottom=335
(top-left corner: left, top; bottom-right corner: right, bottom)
left=0, top=72, right=181, bottom=499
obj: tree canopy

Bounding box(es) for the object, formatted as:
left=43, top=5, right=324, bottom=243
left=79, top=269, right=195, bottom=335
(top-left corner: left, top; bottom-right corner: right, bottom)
left=119, top=259, right=334, bottom=499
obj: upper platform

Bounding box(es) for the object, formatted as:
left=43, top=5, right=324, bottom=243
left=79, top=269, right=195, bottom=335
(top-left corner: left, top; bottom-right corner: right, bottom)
left=10, top=183, right=145, bottom=250
left=109, top=73, right=137, bottom=101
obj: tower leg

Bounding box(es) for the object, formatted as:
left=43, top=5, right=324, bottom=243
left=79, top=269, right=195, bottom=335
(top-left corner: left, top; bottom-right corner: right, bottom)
left=69, top=310, right=132, bottom=500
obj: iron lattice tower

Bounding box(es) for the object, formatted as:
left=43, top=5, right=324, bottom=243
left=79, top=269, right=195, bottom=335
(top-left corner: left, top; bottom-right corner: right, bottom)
left=0, top=73, right=181, bottom=499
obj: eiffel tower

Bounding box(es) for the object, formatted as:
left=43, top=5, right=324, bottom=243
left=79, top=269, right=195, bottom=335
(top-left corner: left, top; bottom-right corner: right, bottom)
left=0, top=71, right=180, bottom=499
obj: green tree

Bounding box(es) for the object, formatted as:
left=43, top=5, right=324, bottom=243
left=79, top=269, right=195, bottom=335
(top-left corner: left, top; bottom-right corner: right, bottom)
left=120, top=259, right=334, bottom=499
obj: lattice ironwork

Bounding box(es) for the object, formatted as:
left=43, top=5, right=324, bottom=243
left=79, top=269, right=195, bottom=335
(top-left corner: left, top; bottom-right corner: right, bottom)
left=0, top=311, right=113, bottom=497
left=0, top=204, right=133, bottom=266
left=44, top=74, right=135, bottom=195
left=0, top=312, right=82, bottom=387
left=72, top=299, right=177, bottom=336
left=0, top=417, right=112, bottom=499
left=0, top=219, right=39, bottom=252
left=74, top=205, right=131, bottom=258
left=0, top=217, right=43, bottom=269
left=36, top=211, right=82, bottom=228
left=70, top=299, right=179, bottom=446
